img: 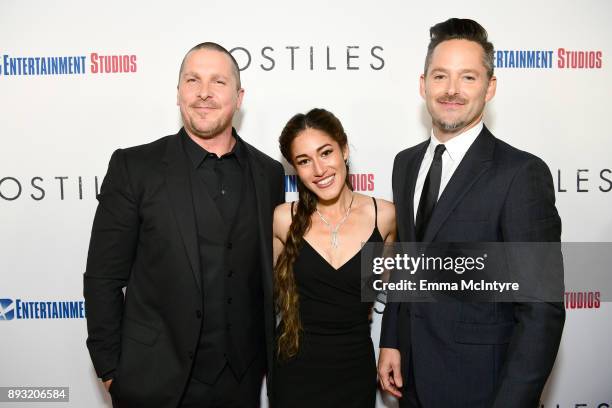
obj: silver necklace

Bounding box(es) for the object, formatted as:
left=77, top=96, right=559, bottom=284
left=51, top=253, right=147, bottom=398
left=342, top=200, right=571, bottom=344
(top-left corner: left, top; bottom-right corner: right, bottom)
left=315, top=193, right=355, bottom=249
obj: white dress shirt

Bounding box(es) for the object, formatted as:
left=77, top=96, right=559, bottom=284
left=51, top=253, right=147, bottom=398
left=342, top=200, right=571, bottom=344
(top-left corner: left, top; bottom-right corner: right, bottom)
left=413, top=122, right=483, bottom=223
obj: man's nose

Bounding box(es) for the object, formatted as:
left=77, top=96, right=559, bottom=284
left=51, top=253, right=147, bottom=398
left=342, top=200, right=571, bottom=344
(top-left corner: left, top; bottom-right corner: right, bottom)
left=197, top=81, right=212, bottom=99
left=445, top=76, right=459, bottom=96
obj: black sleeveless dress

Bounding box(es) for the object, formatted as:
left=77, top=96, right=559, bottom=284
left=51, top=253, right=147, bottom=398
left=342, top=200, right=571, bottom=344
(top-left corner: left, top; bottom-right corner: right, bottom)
left=274, top=198, right=382, bottom=408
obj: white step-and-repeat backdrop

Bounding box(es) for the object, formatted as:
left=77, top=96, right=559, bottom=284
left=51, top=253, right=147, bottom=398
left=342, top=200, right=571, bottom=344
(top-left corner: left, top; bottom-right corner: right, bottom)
left=1, top=0, right=610, bottom=406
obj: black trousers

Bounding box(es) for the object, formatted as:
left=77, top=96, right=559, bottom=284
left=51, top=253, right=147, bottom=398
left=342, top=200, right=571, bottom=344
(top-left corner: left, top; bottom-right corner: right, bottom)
left=180, top=357, right=265, bottom=408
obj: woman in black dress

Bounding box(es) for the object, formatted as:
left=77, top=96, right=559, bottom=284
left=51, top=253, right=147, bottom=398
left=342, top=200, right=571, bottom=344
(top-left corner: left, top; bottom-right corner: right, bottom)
left=272, top=108, right=396, bottom=407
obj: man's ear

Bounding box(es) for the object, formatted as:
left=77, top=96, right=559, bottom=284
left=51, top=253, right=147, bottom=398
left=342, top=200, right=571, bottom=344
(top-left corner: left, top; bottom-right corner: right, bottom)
left=485, top=76, right=497, bottom=102
left=419, top=74, right=426, bottom=100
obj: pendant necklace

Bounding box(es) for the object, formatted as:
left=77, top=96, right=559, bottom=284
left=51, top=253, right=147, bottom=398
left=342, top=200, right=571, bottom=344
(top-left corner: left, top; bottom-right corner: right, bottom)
left=315, top=193, right=354, bottom=249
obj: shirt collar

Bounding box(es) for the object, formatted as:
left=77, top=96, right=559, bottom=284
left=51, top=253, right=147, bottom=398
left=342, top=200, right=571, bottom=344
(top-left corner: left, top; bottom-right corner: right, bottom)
left=428, top=121, right=483, bottom=162
left=181, top=127, right=246, bottom=169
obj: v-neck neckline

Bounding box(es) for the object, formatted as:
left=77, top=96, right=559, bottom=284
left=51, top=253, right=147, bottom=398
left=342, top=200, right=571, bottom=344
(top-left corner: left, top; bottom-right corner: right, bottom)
left=302, top=228, right=378, bottom=271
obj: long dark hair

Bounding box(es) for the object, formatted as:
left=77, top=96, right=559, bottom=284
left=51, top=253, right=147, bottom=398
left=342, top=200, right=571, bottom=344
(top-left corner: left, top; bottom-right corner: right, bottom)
left=275, top=108, right=352, bottom=360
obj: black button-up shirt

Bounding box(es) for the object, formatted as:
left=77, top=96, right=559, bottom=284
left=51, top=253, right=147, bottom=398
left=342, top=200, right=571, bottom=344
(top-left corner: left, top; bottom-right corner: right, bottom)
left=182, top=129, right=246, bottom=223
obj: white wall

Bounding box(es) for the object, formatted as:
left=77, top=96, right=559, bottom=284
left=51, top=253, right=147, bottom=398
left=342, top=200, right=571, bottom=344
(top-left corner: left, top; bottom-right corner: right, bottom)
left=1, top=0, right=610, bottom=406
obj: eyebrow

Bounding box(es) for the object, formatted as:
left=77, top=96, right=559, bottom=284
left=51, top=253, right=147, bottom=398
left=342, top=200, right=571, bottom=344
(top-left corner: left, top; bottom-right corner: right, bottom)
left=429, top=67, right=480, bottom=75
left=181, top=72, right=230, bottom=80
left=210, top=73, right=229, bottom=80
left=293, top=143, right=333, bottom=159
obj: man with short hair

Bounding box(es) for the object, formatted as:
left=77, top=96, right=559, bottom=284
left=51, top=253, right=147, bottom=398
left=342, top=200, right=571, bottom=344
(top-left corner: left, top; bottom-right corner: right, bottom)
left=84, top=42, right=285, bottom=408
left=378, top=19, right=565, bottom=407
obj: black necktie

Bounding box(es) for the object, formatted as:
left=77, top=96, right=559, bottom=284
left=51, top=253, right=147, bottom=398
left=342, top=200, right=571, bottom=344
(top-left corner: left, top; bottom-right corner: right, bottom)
left=415, top=144, right=446, bottom=241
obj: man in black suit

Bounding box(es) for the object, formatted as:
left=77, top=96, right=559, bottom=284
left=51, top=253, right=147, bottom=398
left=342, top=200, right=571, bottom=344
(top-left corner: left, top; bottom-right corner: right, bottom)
left=84, top=42, right=285, bottom=408
left=378, top=19, right=565, bottom=407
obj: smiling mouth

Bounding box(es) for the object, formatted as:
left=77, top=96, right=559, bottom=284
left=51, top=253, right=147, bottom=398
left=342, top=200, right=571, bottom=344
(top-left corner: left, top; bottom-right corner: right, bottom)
left=314, top=175, right=335, bottom=188
left=192, top=106, right=218, bottom=117
left=439, top=101, right=465, bottom=108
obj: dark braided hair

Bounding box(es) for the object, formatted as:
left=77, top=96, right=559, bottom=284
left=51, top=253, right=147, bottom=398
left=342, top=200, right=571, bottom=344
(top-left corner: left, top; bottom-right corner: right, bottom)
left=275, top=108, right=352, bottom=359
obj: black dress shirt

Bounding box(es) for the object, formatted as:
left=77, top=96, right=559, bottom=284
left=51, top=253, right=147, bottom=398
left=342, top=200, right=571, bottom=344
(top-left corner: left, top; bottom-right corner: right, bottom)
left=182, top=129, right=246, bottom=223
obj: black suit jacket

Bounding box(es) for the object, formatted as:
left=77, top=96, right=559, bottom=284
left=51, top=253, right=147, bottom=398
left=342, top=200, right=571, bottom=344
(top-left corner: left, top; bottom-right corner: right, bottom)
left=84, top=130, right=285, bottom=408
left=381, top=126, right=565, bottom=407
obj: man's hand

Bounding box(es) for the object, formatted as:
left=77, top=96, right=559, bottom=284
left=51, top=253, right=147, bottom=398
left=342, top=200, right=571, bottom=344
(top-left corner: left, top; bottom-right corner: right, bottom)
left=378, top=347, right=403, bottom=398
left=103, top=379, right=113, bottom=392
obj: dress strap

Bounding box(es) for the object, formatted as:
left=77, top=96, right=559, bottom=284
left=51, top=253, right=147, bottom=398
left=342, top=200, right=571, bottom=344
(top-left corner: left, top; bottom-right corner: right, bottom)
left=371, top=196, right=378, bottom=229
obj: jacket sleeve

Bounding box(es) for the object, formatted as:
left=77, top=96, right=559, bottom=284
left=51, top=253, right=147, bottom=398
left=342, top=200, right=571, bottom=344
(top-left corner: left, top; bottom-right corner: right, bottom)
left=83, top=149, right=140, bottom=380
left=380, top=152, right=403, bottom=349
left=274, top=161, right=286, bottom=207
left=493, top=157, right=565, bottom=408
left=380, top=302, right=402, bottom=348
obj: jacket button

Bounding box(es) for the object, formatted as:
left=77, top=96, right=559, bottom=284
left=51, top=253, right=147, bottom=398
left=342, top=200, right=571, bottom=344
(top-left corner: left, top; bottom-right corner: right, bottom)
left=188, top=351, right=194, bottom=360
left=226, top=242, right=233, bottom=249
left=228, top=270, right=233, bottom=277
left=195, top=310, right=202, bottom=318
left=227, top=297, right=232, bottom=304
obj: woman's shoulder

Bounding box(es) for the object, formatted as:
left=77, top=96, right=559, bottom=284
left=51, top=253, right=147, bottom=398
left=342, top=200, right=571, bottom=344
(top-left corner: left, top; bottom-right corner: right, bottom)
left=368, top=196, right=396, bottom=238
left=373, top=197, right=395, bottom=215
left=354, top=194, right=394, bottom=214
left=274, top=201, right=295, bottom=220
left=273, top=202, right=295, bottom=236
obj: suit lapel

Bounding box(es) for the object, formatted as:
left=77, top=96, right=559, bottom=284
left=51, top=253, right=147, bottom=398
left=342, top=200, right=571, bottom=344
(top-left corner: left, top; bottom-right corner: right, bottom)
left=245, top=144, right=274, bottom=295
left=422, top=126, right=496, bottom=242
left=163, top=133, right=202, bottom=292
left=401, top=142, right=428, bottom=242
